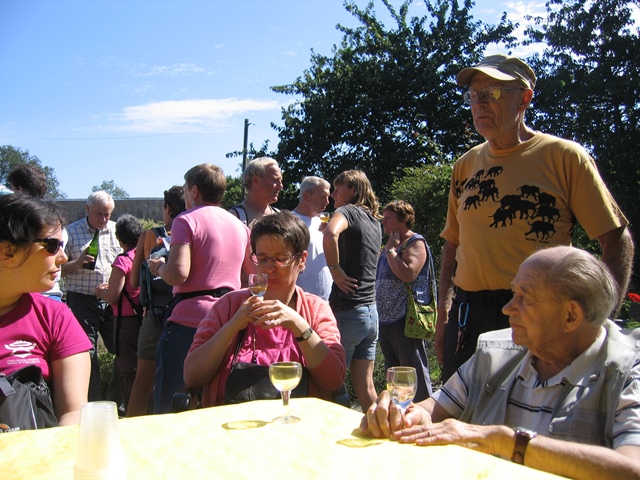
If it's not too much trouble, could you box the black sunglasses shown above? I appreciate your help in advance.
[34,238,64,255]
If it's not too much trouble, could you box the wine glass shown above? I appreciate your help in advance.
[386,366,417,414]
[269,361,303,424]
[318,212,330,223]
[248,273,269,297]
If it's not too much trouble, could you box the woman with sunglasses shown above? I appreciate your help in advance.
[184,211,346,407]
[0,194,91,426]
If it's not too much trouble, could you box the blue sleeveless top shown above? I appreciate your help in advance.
[375,234,431,324]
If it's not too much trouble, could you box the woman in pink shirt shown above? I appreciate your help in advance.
[0,195,91,427]
[96,214,143,413]
[185,211,346,406]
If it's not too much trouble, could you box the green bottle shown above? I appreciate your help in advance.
[83,229,100,270]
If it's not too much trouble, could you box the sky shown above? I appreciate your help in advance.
[0,0,550,199]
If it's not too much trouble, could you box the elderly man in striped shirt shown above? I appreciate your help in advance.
[361,246,640,480]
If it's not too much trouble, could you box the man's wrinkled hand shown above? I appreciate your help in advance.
[359,390,424,438]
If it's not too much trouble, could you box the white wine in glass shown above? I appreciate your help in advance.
[386,366,417,413]
[248,273,269,297]
[318,212,330,223]
[269,361,302,424]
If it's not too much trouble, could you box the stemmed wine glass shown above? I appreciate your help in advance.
[248,273,269,297]
[318,212,330,223]
[269,361,303,424]
[386,366,417,414]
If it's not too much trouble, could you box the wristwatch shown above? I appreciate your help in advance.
[511,427,537,465]
[295,327,314,342]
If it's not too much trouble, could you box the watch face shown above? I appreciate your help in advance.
[515,427,536,438]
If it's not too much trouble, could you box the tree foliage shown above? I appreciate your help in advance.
[220,175,243,210]
[0,145,66,199]
[272,0,515,197]
[523,0,640,276]
[92,180,130,199]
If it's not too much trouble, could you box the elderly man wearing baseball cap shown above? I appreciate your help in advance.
[436,54,634,382]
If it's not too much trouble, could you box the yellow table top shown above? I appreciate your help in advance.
[3,398,563,479]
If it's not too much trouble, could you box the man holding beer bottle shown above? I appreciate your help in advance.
[63,190,122,401]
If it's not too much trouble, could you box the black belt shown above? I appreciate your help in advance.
[454,287,512,308]
[175,288,232,301]
[159,288,232,327]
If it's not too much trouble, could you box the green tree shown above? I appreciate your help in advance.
[0,145,66,199]
[92,180,129,198]
[271,0,515,197]
[523,0,640,279]
[220,175,243,210]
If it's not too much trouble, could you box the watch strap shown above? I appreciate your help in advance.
[511,427,536,465]
[295,327,314,342]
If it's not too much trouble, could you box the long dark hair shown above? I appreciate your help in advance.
[0,194,64,254]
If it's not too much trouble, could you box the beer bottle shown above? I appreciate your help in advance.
[83,229,100,270]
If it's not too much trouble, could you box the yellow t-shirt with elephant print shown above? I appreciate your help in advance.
[440,132,627,292]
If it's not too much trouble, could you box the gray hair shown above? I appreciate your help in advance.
[299,176,330,199]
[243,157,279,189]
[533,246,618,324]
[86,190,115,209]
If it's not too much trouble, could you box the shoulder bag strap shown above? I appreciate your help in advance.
[229,326,257,366]
[402,237,436,304]
[230,205,248,225]
[115,251,143,318]
[426,244,437,305]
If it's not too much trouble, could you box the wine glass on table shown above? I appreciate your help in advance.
[269,361,303,424]
[248,273,269,297]
[386,366,417,414]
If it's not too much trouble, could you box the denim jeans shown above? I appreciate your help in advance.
[153,321,197,414]
[334,304,378,365]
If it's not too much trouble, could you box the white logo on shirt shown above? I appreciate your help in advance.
[5,340,36,358]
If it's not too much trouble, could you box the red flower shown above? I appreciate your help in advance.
[628,293,640,303]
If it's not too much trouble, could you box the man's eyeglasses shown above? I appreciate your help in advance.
[463,87,525,105]
[250,253,301,267]
[34,238,64,255]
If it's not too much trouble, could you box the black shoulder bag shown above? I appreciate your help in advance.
[224,326,308,405]
[0,365,58,432]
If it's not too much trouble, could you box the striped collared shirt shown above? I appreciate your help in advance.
[433,327,640,448]
[63,217,122,295]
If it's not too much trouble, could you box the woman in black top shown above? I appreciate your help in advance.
[323,170,382,411]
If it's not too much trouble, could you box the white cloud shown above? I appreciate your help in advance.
[105,98,282,133]
[137,62,209,77]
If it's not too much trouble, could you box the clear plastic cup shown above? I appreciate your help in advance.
[74,401,127,480]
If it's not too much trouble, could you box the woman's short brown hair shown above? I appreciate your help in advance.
[383,200,415,228]
[250,210,310,255]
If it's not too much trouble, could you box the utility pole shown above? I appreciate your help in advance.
[241,118,249,201]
